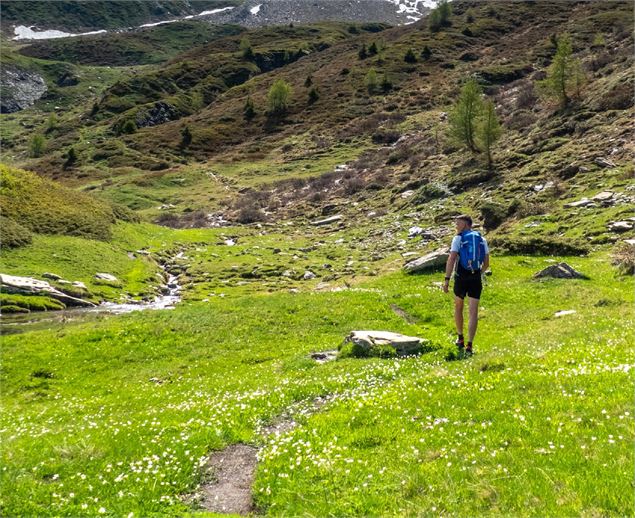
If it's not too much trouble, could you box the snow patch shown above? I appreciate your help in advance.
[250,4,262,15]
[13,25,106,40]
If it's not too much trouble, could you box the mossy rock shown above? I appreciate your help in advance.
[0,305,30,314]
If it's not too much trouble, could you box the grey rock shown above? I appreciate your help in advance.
[95,273,119,282]
[594,157,615,169]
[0,273,95,307]
[564,198,592,208]
[72,281,88,290]
[135,101,179,128]
[0,66,47,113]
[311,215,343,226]
[303,271,316,280]
[534,262,587,279]
[344,330,425,356]
[42,272,62,280]
[403,249,449,274]
[609,221,634,232]
[592,191,614,201]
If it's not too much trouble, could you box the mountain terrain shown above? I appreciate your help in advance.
[0,1,633,516]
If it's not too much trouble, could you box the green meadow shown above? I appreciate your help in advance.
[1,250,632,516]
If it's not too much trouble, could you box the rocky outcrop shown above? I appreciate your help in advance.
[135,102,179,128]
[342,330,426,357]
[0,66,47,113]
[534,263,587,279]
[403,249,449,274]
[0,273,96,307]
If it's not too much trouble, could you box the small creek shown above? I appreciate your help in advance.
[0,267,181,336]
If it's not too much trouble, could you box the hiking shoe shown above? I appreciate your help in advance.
[464,347,473,357]
[455,338,465,350]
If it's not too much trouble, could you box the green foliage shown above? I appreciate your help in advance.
[365,68,378,94]
[368,41,378,56]
[448,77,484,152]
[476,99,502,169]
[63,146,77,169]
[28,134,46,158]
[179,125,192,150]
[358,44,368,60]
[0,164,115,240]
[404,48,417,63]
[45,113,58,133]
[0,294,66,311]
[307,86,320,105]
[267,78,293,115]
[122,119,137,134]
[244,96,256,121]
[0,216,33,248]
[380,73,392,93]
[304,75,313,87]
[537,33,585,108]
[240,37,254,60]
[429,0,452,31]
[421,45,432,60]
[592,33,606,48]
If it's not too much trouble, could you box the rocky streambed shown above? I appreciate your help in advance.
[0,257,182,335]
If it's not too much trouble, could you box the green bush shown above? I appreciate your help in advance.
[412,182,452,204]
[0,216,33,248]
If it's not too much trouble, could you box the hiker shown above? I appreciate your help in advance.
[442,215,489,356]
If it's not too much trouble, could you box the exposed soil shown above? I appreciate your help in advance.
[390,303,418,324]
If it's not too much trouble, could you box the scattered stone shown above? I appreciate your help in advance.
[534,263,587,279]
[303,271,316,280]
[402,251,418,258]
[311,215,343,226]
[624,239,635,248]
[554,310,577,318]
[408,226,424,238]
[272,248,281,254]
[95,273,119,282]
[564,198,592,208]
[42,272,61,280]
[592,191,614,201]
[594,157,615,168]
[159,203,176,210]
[72,281,88,290]
[403,249,449,274]
[343,330,426,356]
[400,190,415,199]
[224,239,236,246]
[608,221,634,232]
[310,350,338,363]
[0,273,95,307]
[135,249,150,256]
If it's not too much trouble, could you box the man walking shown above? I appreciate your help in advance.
[442,215,489,356]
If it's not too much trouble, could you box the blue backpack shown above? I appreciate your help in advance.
[458,230,486,272]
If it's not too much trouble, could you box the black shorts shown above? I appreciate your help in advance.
[453,272,482,300]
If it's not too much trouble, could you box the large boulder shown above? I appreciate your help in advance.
[340,330,428,358]
[0,66,47,113]
[403,249,449,273]
[0,273,96,307]
[533,262,587,279]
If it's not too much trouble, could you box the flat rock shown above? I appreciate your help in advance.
[42,272,61,280]
[564,198,591,208]
[534,263,587,279]
[608,221,633,232]
[554,310,577,318]
[345,330,424,356]
[0,273,95,307]
[594,157,615,168]
[403,249,449,274]
[95,273,119,282]
[592,191,614,201]
[311,215,343,226]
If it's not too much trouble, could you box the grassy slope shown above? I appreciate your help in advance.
[1,252,632,515]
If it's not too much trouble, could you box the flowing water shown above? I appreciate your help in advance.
[0,272,181,335]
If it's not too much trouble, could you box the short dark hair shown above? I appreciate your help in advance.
[456,214,472,226]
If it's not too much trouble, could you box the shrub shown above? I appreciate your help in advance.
[268,78,292,115]
[308,87,319,105]
[0,216,33,248]
[421,46,432,60]
[412,182,452,204]
[365,68,378,94]
[479,201,508,230]
[404,49,417,63]
[244,96,256,120]
[358,44,368,60]
[28,134,46,157]
[64,146,78,169]
[122,119,137,134]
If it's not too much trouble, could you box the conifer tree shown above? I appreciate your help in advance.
[244,96,256,121]
[476,100,501,169]
[268,79,292,115]
[365,68,378,94]
[539,33,585,108]
[404,49,417,63]
[448,78,484,152]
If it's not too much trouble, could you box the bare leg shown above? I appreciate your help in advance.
[454,296,464,336]
[467,297,479,342]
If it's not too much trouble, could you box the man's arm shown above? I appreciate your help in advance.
[482,253,490,272]
[443,252,458,293]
